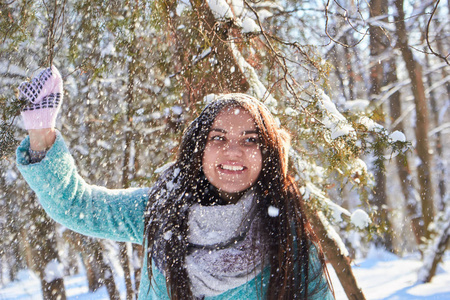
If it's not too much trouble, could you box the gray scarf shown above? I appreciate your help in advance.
[186,190,268,297]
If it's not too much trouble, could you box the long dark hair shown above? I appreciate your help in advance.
[143,93,331,299]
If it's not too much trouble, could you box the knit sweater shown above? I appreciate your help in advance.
[16,132,334,299]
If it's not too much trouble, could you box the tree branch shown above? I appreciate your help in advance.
[425,0,449,65]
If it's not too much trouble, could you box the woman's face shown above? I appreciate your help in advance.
[202,106,263,198]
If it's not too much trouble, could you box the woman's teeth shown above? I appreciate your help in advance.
[221,164,244,171]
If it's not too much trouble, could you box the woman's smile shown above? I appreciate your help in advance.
[219,162,245,172]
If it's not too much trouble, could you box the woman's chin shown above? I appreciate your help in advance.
[216,187,251,204]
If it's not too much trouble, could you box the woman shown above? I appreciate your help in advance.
[16,66,334,299]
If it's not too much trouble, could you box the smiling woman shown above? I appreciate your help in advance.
[144,94,334,299]
[15,67,334,300]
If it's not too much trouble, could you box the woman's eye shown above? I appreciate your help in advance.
[244,137,259,145]
[210,135,225,141]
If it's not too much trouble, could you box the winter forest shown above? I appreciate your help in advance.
[0,0,449,299]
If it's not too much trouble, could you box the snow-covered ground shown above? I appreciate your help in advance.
[331,248,450,300]
[1,248,449,300]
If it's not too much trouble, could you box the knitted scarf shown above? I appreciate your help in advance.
[152,189,269,298]
[186,190,268,297]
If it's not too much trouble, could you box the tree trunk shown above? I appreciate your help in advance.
[120,10,138,298]
[308,210,366,300]
[77,85,121,299]
[65,231,120,299]
[176,0,250,103]
[342,35,356,100]
[24,193,67,300]
[424,44,447,210]
[133,244,143,292]
[386,58,424,245]
[93,241,121,300]
[132,137,143,293]
[369,0,394,251]
[119,242,134,300]
[418,208,450,282]
[394,0,435,238]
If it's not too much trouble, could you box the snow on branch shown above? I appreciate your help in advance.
[318,211,350,257]
[208,0,234,19]
[316,90,355,139]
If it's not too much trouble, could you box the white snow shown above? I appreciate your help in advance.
[267,205,279,217]
[154,161,176,173]
[176,2,190,16]
[331,248,450,300]
[318,212,350,257]
[343,99,370,112]
[1,250,450,299]
[230,0,244,16]
[358,116,384,132]
[241,17,259,33]
[100,42,115,57]
[319,91,346,121]
[203,93,217,105]
[172,106,183,115]
[207,0,234,19]
[330,203,352,223]
[351,209,371,229]
[330,123,355,139]
[43,259,64,283]
[284,107,298,116]
[317,90,355,139]
[256,9,273,21]
[164,77,171,87]
[96,140,112,150]
[349,158,368,179]
[163,230,173,240]
[4,169,18,184]
[389,130,406,142]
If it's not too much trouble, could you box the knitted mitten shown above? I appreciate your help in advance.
[19,66,63,129]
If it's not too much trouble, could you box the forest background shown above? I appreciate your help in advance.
[0,0,449,299]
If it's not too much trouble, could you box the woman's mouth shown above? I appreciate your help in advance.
[219,164,245,171]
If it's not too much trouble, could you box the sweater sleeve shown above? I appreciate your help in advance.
[16,132,150,244]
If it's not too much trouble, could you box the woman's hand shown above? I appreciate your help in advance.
[18,66,63,150]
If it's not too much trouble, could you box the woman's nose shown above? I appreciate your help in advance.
[223,142,243,156]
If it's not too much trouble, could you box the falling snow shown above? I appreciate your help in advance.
[1,0,449,299]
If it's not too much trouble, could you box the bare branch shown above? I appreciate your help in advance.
[44,0,66,67]
[324,0,370,48]
[425,0,450,65]
[243,0,325,124]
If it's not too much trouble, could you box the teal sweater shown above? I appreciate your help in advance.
[16,133,334,299]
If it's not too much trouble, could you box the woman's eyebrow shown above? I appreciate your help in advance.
[209,128,258,135]
[210,128,226,133]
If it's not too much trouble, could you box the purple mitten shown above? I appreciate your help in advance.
[19,66,63,129]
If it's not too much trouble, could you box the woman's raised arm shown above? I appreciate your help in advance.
[16,66,149,244]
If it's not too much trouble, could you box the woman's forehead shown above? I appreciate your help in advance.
[214,106,254,122]
[211,107,257,131]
